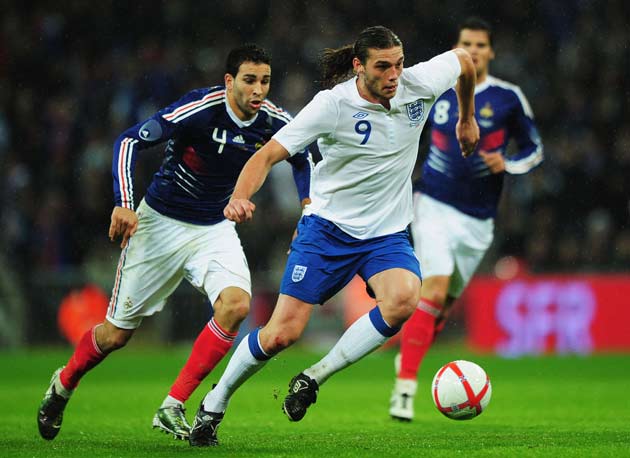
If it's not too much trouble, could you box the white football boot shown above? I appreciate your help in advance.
[389,353,417,421]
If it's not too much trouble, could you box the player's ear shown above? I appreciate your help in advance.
[224,73,234,91]
[352,57,364,75]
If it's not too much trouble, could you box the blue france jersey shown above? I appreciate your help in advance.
[112,86,311,225]
[416,75,543,219]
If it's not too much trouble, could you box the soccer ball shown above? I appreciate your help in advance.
[431,360,492,420]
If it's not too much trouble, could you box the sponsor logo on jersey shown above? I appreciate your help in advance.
[291,265,307,282]
[353,111,369,119]
[233,134,245,144]
[406,99,425,122]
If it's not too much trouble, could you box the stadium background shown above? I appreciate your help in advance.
[0,0,628,352]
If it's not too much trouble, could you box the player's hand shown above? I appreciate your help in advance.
[109,206,138,249]
[456,118,480,157]
[224,198,256,223]
[479,150,506,174]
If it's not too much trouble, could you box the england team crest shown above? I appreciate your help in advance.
[291,265,307,282]
[406,99,425,123]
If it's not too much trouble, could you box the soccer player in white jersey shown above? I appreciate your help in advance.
[37,45,311,441]
[389,17,544,421]
[187,26,479,446]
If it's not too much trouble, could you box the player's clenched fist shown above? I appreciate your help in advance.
[109,206,138,249]
[224,198,256,223]
[456,118,480,158]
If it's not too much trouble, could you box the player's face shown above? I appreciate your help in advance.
[354,46,404,104]
[225,62,271,121]
[456,29,494,78]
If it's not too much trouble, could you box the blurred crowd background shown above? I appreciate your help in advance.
[1,0,628,345]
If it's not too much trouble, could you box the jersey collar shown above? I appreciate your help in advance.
[349,77,396,112]
[224,97,259,127]
[474,75,494,94]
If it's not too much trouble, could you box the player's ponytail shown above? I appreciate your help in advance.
[319,44,355,88]
[318,26,403,89]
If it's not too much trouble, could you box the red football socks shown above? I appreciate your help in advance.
[398,298,443,380]
[168,318,237,403]
[59,325,105,390]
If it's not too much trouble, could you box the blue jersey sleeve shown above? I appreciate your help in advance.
[112,88,219,209]
[504,90,544,175]
[286,149,312,203]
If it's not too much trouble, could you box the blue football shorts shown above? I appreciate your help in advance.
[279,214,422,305]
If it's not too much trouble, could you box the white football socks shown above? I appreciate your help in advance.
[304,307,397,386]
[202,330,269,413]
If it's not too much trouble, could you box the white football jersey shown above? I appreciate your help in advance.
[274,50,460,239]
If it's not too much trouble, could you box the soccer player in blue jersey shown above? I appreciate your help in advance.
[187,26,479,446]
[389,17,544,421]
[37,44,311,441]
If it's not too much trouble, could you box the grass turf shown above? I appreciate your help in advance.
[2,344,630,457]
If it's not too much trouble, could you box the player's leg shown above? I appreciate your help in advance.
[156,220,252,439]
[301,267,420,386]
[390,275,450,420]
[189,294,313,446]
[389,194,454,420]
[155,287,250,439]
[391,196,494,420]
[38,200,187,440]
[287,266,421,421]
[37,319,134,441]
[281,226,421,421]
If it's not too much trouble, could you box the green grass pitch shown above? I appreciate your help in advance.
[2,344,630,457]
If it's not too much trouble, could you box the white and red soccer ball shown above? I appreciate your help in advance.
[432,360,492,420]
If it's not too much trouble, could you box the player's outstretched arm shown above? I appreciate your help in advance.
[452,48,479,157]
[224,139,290,223]
[109,206,138,249]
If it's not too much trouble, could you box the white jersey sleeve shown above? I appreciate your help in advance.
[402,50,461,99]
[273,91,338,156]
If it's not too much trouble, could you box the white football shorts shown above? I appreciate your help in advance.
[411,194,494,298]
[106,199,251,329]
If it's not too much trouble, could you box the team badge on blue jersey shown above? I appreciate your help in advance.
[291,265,308,282]
[406,99,425,124]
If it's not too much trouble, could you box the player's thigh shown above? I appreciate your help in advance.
[412,194,455,277]
[368,268,422,306]
[448,216,494,297]
[361,234,422,322]
[107,202,191,329]
[184,219,252,306]
[280,216,361,305]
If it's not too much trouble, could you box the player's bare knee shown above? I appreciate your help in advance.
[229,299,250,323]
[382,291,420,326]
[262,328,300,354]
[98,328,133,352]
[425,290,448,307]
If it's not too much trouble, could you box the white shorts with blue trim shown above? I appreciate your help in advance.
[106,199,251,329]
[412,194,493,298]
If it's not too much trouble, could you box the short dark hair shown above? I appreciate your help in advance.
[458,17,493,47]
[225,44,271,76]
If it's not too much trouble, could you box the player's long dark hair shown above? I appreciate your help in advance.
[318,26,402,88]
